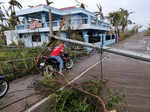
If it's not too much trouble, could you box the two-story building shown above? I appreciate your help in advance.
[5,5,118,47]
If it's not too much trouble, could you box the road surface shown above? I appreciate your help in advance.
[1,32,150,112]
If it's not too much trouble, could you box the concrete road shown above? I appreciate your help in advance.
[83,32,150,112]
[34,33,150,112]
[1,32,150,112]
[0,74,43,112]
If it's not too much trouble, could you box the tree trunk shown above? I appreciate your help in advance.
[49,8,53,37]
[13,5,15,14]
[122,25,126,32]
[1,32,7,45]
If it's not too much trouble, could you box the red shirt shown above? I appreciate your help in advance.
[50,46,63,56]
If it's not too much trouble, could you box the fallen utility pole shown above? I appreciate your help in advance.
[52,35,150,62]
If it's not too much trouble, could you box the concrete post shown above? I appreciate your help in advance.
[88,15,91,25]
[82,31,89,43]
[115,33,118,43]
[100,34,103,45]
[110,34,112,40]
[57,21,60,27]
[41,12,47,27]
[82,31,92,51]
[24,16,29,29]
[102,33,106,45]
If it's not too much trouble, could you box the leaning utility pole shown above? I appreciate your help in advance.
[52,35,150,62]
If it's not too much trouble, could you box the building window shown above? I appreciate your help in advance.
[82,19,87,24]
[89,36,101,43]
[106,35,111,40]
[19,34,23,39]
[112,35,115,39]
[32,34,41,42]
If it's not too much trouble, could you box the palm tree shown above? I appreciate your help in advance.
[120,8,133,32]
[109,8,133,34]
[109,11,121,35]
[75,0,87,9]
[0,10,9,45]
[45,0,53,36]
[9,0,22,14]
[8,0,22,29]
[95,3,104,19]
[0,3,9,45]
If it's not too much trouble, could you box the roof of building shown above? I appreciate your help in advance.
[59,6,77,10]
[16,5,95,17]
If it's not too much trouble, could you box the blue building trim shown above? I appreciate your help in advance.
[10,5,118,48]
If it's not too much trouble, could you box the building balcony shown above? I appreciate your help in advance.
[15,18,110,33]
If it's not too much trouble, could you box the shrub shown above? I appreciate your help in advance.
[36,78,127,112]
[9,41,17,47]
[144,30,150,36]
[0,48,43,80]
[18,40,25,47]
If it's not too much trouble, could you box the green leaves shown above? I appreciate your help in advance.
[46,0,53,6]
[109,8,133,32]
[48,80,126,112]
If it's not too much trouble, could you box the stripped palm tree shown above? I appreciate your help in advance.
[75,0,87,9]
[95,3,104,19]
[120,8,133,32]
[109,11,121,35]
[45,0,53,36]
[9,0,22,14]
[8,0,23,29]
[0,4,9,45]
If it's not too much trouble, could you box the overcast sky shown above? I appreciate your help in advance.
[2,0,150,30]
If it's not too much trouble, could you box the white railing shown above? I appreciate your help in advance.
[15,18,110,30]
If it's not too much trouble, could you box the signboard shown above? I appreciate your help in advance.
[29,21,42,29]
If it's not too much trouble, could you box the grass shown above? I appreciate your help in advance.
[34,78,128,112]
[0,45,89,81]
[0,47,43,80]
[0,48,42,61]
[144,30,150,36]
[119,29,136,40]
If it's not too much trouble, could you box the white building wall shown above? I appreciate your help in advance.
[4,30,19,45]
[41,33,49,44]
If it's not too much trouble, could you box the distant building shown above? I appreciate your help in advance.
[5,5,118,47]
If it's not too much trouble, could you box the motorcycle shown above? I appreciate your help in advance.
[0,76,9,99]
[38,53,74,77]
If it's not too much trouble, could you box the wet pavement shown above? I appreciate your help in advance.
[1,32,150,112]
[0,74,43,112]
[80,32,150,112]
[34,32,150,112]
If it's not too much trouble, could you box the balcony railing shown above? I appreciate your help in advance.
[15,18,110,31]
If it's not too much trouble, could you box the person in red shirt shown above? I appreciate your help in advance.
[50,44,64,74]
